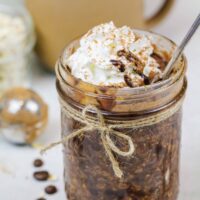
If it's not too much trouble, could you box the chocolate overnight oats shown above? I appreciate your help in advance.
[55,22,187,200]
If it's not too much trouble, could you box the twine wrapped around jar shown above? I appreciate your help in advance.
[42,94,184,179]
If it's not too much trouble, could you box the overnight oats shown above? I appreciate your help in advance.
[55,22,187,200]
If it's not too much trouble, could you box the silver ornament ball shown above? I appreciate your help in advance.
[0,87,48,145]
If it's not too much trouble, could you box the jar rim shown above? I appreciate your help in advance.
[56,30,186,99]
[0,4,36,64]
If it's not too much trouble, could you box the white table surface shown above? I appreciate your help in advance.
[0,0,199,199]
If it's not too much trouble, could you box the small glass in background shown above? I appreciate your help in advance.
[0,3,36,94]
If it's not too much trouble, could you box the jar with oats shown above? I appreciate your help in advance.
[0,4,35,94]
[56,27,187,200]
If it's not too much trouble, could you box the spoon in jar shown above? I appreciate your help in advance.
[153,13,200,82]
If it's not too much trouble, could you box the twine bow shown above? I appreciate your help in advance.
[42,104,135,178]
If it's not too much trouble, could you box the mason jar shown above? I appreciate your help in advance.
[0,4,36,94]
[56,31,187,200]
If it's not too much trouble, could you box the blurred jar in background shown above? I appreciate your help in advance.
[0,4,35,94]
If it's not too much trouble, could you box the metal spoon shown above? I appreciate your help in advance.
[159,13,200,81]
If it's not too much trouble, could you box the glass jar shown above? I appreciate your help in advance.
[0,4,36,94]
[56,31,187,200]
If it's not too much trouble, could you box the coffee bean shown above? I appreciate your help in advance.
[33,159,43,167]
[33,171,49,181]
[37,198,46,200]
[45,185,58,195]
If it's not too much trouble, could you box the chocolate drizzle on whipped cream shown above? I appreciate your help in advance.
[65,22,168,88]
[110,59,125,72]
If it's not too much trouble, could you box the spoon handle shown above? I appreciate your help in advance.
[162,13,200,79]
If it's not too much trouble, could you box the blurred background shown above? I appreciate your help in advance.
[0,0,199,199]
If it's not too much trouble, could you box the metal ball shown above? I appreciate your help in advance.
[0,87,48,145]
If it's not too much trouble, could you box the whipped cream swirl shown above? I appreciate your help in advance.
[64,22,166,87]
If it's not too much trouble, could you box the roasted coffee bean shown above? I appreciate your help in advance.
[33,171,49,181]
[37,198,46,200]
[33,159,44,167]
[45,185,58,195]
[117,49,127,57]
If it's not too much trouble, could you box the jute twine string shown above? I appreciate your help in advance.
[42,97,183,178]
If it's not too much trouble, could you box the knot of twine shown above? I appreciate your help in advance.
[42,97,183,179]
[42,104,135,178]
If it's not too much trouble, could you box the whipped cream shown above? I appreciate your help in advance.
[64,22,165,87]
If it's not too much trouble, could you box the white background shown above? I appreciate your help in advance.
[0,0,199,199]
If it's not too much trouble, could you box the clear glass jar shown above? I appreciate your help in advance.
[0,4,36,94]
[56,31,187,200]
